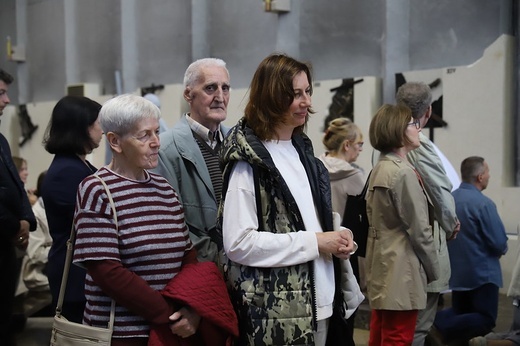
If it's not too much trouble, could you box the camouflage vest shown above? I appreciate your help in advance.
[218,119,333,345]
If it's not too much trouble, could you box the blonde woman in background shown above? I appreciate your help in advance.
[12,156,37,206]
[320,117,365,220]
[319,117,366,346]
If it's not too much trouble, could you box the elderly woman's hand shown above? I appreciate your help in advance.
[169,306,201,338]
[316,229,354,259]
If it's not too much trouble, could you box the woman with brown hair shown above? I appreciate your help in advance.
[365,104,439,345]
[219,54,355,345]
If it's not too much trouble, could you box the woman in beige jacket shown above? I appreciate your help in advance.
[366,104,439,346]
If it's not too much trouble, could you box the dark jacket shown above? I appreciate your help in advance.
[42,154,95,305]
[0,133,36,338]
[0,133,36,239]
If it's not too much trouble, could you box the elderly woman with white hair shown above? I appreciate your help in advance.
[72,94,237,346]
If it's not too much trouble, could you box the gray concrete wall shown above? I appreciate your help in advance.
[0,0,510,103]
[409,1,503,70]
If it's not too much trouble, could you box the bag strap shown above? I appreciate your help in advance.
[55,173,117,330]
[361,170,372,197]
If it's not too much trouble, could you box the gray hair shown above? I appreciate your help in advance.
[396,82,432,119]
[183,58,228,88]
[460,156,485,183]
[99,94,160,136]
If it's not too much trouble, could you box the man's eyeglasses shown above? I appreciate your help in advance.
[407,119,420,130]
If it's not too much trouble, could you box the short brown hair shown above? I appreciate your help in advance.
[369,103,413,153]
[245,54,315,140]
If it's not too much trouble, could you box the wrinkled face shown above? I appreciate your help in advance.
[184,65,230,132]
[88,117,104,150]
[119,118,160,170]
[0,80,10,116]
[18,161,28,184]
[283,71,312,129]
[405,117,421,150]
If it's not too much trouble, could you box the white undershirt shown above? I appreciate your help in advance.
[222,139,334,320]
[431,141,461,191]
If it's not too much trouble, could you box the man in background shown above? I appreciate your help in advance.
[433,156,508,344]
[153,58,230,263]
[0,68,37,345]
[469,222,520,346]
[396,81,460,346]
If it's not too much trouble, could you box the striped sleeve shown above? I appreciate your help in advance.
[73,175,120,264]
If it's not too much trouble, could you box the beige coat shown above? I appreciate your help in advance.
[365,153,439,310]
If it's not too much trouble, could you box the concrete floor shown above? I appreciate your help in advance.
[15,292,514,346]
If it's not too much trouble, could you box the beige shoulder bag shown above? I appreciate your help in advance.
[50,174,117,346]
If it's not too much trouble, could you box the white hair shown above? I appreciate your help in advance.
[183,58,228,88]
[100,94,160,135]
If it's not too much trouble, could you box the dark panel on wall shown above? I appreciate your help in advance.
[300,0,384,81]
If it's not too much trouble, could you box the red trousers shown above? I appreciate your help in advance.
[368,309,418,346]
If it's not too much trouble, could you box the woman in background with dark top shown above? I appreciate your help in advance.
[41,95,103,323]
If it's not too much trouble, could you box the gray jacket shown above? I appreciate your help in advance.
[153,115,230,263]
[407,132,459,292]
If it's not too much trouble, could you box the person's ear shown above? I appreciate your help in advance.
[474,171,484,185]
[424,105,432,121]
[183,88,192,103]
[106,132,123,154]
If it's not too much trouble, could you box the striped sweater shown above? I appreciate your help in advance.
[73,167,192,338]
